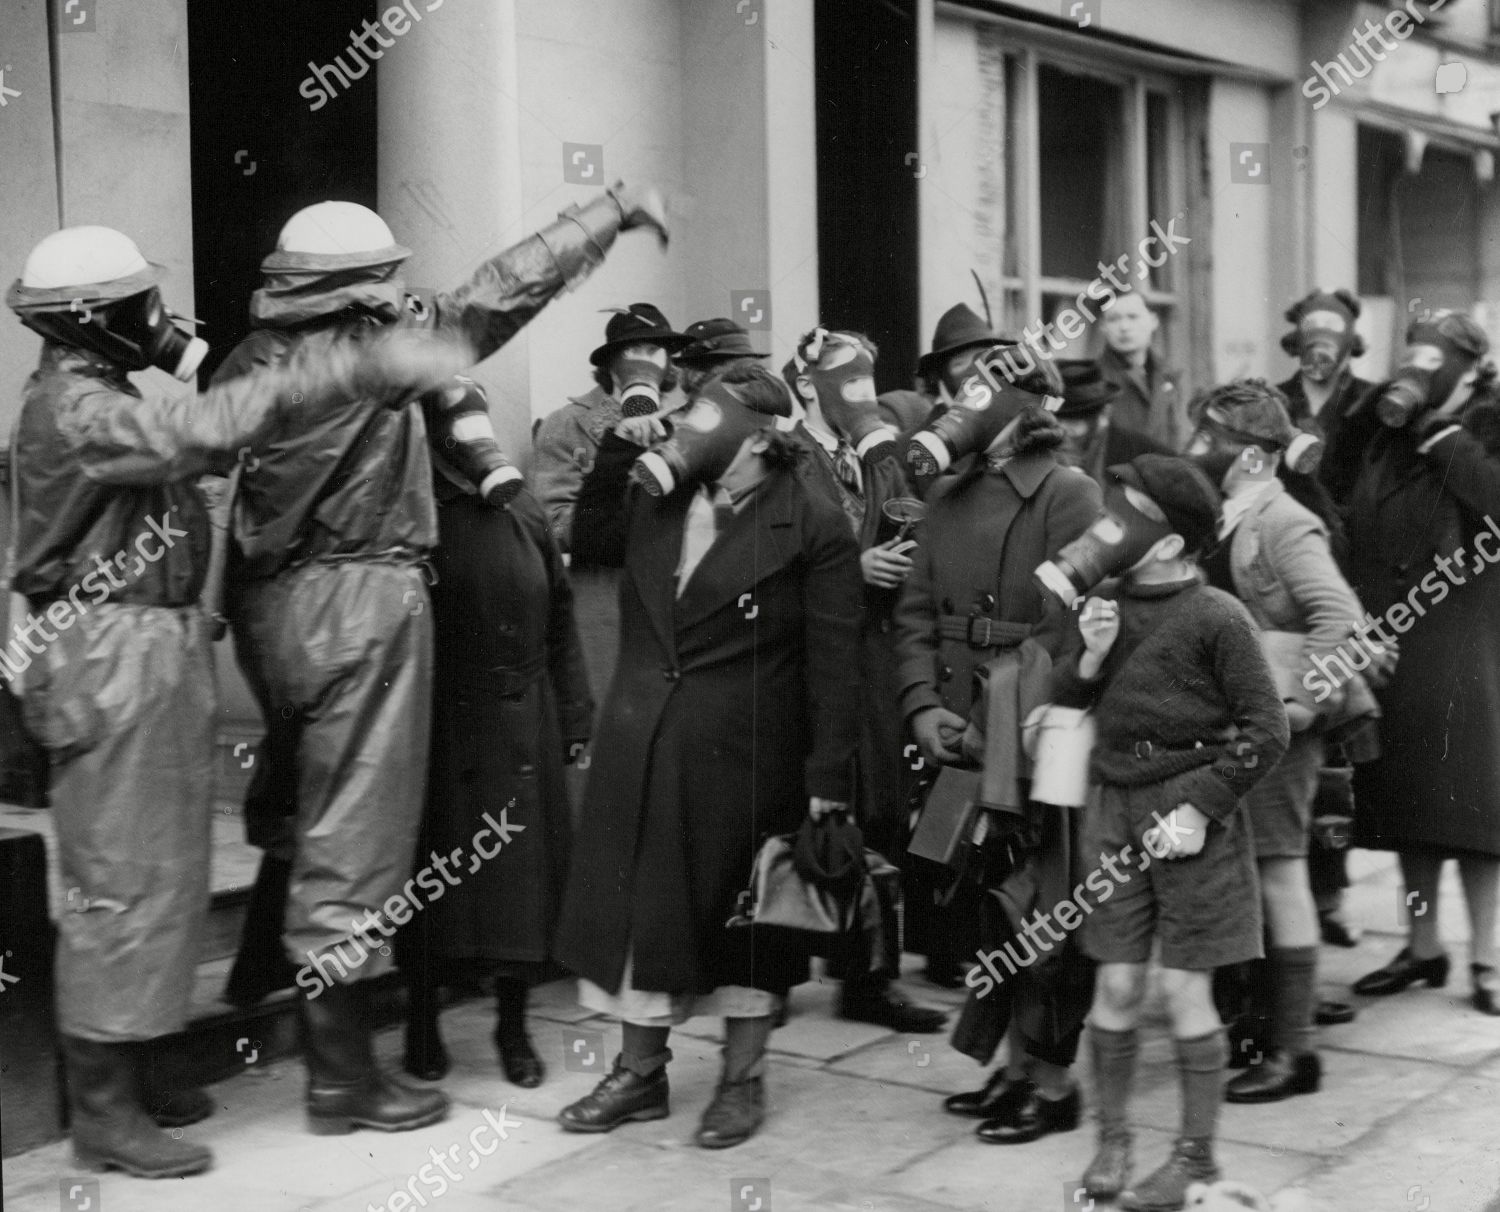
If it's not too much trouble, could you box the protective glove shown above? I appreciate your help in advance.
[606,181,670,249]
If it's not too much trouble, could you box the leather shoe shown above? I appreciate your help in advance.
[558,1062,669,1133]
[1315,1000,1356,1026]
[1473,964,1500,1016]
[976,1086,1081,1144]
[1224,1050,1321,1104]
[839,986,947,1034]
[1120,1138,1218,1211]
[1353,948,1449,996]
[694,1076,764,1149]
[943,1071,1033,1119]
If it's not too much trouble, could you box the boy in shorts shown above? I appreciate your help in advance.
[1048,454,1289,1212]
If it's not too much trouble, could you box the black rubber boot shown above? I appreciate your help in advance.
[300,982,450,1135]
[62,1036,213,1178]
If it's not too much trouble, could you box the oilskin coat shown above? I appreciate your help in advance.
[222,208,621,983]
[554,435,863,997]
[1345,394,1500,858]
[417,485,593,966]
[10,343,301,1041]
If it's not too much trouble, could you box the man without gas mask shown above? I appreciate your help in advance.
[5,225,464,1179]
[1275,290,1374,506]
[555,367,863,1149]
[1095,291,1188,452]
[785,328,946,1035]
[893,358,1103,1141]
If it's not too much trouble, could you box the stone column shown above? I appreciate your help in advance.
[377,0,531,458]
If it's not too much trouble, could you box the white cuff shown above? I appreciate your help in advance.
[1417,425,1462,454]
[854,427,899,459]
[479,465,523,499]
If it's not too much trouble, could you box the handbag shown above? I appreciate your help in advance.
[727,819,886,969]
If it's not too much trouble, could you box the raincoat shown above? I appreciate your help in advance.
[9,341,361,1040]
[219,197,633,983]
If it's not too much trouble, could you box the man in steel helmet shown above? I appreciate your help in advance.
[4,225,462,1178]
[216,183,668,1136]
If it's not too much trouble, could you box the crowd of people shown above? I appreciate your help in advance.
[7,183,1500,1212]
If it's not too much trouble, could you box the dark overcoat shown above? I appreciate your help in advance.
[419,487,593,964]
[790,426,914,856]
[1346,395,1500,858]
[553,436,864,996]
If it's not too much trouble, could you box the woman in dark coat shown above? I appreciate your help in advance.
[400,383,594,1087]
[553,367,863,1148]
[1342,313,1500,1016]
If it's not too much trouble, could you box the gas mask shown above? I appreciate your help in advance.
[938,345,993,401]
[1185,400,1324,483]
[423,376,523,506]
[1293,304,1356,384]
[631,379,774,497]
[1034,481,1174,607]
[907,372,1054,477]
[1376,314,1487,429]
[613,343,671,417]
[18,286,208,381]
[797,330,898,460]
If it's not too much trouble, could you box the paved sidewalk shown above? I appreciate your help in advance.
[5,852,1499,1212]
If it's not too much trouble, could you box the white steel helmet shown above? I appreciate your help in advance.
[261,201,411,272]
[7,226,165,308]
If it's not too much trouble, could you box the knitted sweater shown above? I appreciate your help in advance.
[1050,574,1290,823]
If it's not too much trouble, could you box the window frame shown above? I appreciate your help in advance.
[941,6,1196,369]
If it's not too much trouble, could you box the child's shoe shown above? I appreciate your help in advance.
[1119,1137,1219,1211]
[1080,1128,1133,1199]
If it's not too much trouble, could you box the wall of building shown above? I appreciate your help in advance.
[1,4,60,432]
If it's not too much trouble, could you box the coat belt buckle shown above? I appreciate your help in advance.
[1132,740,1155,759]
[966,615,995,648]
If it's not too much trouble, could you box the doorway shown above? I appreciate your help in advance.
[814,0,920,392]
[186,0,379,383]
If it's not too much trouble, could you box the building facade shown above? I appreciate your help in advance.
[3,0,1500,729]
